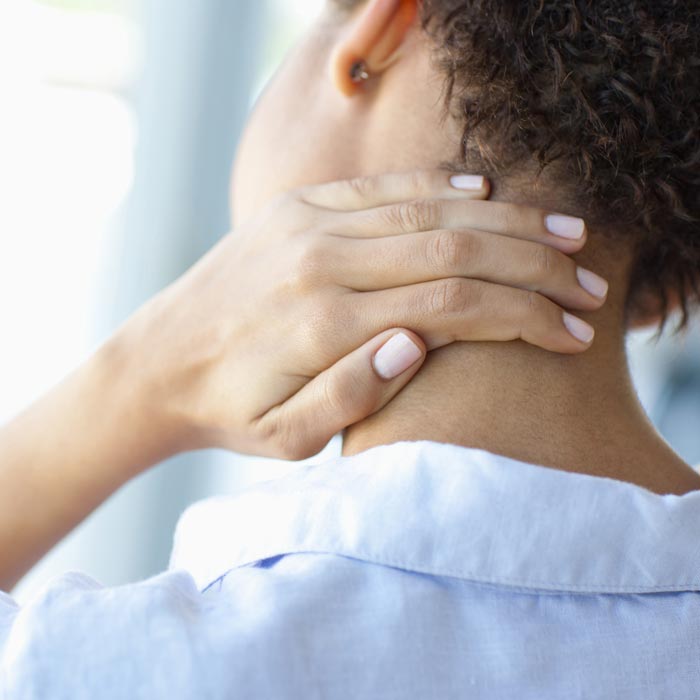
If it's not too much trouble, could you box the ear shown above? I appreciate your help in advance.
[330,0,419,97]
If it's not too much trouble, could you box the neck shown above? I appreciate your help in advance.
[342,297,700,496]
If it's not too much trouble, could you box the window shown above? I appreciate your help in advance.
[0,0,139,422]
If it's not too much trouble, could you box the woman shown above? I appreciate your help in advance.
[2,0,699,697]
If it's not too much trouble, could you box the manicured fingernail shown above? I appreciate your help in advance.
[577,267,609,299]
[545,214,586,239]
[373,333,423,380]
[450,174,485,191]
[563,312,595,344]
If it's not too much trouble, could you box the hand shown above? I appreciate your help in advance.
[116,169,606,462]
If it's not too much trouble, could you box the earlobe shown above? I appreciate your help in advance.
[331,46,371,97]
[329,0,418,98]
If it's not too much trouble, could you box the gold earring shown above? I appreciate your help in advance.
[350,60,370,83]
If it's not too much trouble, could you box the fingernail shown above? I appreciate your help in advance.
[563,312,595,344]
[545,214,586,239]
[373,333,423,380]
[450,174,485,191]
[577,267,609,299]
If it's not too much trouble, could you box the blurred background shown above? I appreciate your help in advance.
[1,0,699,602]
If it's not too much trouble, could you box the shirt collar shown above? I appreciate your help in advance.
[170,440,700,594]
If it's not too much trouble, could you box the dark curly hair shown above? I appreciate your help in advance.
[336,0,700,327]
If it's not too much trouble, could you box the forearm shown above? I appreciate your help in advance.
[0,335,178,591]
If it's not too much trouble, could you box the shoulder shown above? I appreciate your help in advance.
[0,570,217,698]
[0,556,407,699]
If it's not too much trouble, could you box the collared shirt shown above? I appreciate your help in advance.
[2,439,700,699]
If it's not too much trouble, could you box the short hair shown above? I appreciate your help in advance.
[337,1,700,327]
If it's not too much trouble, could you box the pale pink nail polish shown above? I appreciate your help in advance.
[450,175,485,191]
[373,333,423,380]
[563,313,595,344]
[577,267,609,299]
[545,214,586,239]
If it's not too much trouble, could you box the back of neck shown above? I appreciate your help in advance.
[342,333,700,495]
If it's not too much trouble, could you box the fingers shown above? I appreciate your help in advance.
[333,229,609,311]
[256,330,426,461]
[347,278,597,355]
[297,169,490,211]
[334,198,587,254]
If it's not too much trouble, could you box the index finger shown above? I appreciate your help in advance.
[297,170,490,211]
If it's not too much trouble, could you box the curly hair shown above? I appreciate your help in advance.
[336,0,700,327]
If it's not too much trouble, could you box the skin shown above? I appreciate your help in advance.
[232,0,700,494]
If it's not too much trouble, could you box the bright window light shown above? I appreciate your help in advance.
[0,0,139,421]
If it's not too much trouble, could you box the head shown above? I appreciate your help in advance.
[233,0,700,331]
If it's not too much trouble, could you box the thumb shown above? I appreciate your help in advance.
[264,329,427,460]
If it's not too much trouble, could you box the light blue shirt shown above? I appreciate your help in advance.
[2,439,700,699]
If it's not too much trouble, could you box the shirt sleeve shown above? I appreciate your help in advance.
[0,569,230,700]
[0,590,19,652]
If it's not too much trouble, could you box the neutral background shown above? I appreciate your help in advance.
[2,0,699,602]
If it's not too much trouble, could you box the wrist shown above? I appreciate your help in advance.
[96,315,197,477]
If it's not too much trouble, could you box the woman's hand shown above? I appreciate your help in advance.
[117,169,607,463]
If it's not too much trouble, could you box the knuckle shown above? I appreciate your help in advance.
[299,295,355,353]
[321,371,375,420]
[512,291,546,342]
[458,230,482,264]
[278,416,330,462]
[428,230,463,272]
[429,278,473,316]
[522,290,547,317]
[320,373,346,415]
[257,416,311,462]
[275,433,313,462]
[345,175,373,200]
[256,397,340,462]
[498,205,524,233]
[390,199,439,232]
[290,238,329,291]
[405,169,432,194]
[531,245,557,277]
